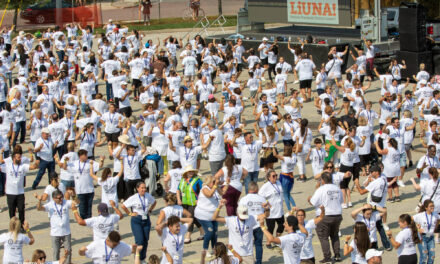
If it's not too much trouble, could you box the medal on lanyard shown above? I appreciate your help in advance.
[104,242,114,263]
[426,155,433,168]
[138,194,147,214]
[394,127,400,138]
[366,110,371,121]
[43,139,50,149]
[67,118,72,130]
[316,149,322,164]
[127,155,135,169]
[363,216,371,233]
[169,231,181,252]
[109,113,115,124]
[185,147,192,161]
[86,133,94,143]
[237,218,246,247]
[54,202,64,226]
[11,163,20,178]
[78,161,86,174]
[426,212,433,233]
[264,115,269,126]
[192,128,199,141]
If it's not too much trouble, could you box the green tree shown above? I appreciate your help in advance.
[1,0,41,32]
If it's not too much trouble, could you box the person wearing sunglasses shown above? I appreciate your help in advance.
[29,248,68,264]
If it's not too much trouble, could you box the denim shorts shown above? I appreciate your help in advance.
[61,180,75,188]
[399,152,407,167]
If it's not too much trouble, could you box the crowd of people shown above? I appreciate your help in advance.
[0,18,437,264]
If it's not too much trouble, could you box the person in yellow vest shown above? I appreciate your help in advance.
[176,165,204,244]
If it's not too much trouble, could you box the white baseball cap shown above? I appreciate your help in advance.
[41,127,50,134]
[420,80,427,85]
[262,37,268,41]
[365,249,383,260]
[120,81,128,86]
[237,205,249,220]
[109,19,113,22]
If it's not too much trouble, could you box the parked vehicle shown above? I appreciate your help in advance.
[20,0,93,24]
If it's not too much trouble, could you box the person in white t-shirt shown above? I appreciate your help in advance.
[36,190,72,263]
[79,231,134,264]
[200,242,243,264]
[259,214,308,264]
[413,199,438,264]
[202,120,226,175]
[155,215,193,264]
[33,127,57,189]
[212,203,268,264]
[121,182,156,262]
[72,201,123,241]
[294,53,316,101]
[0,217,34,264]
[386,214,420,263]
[343,222,370,264]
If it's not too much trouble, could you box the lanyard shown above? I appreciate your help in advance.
[185,147,193,161]
[237,218,246,239]
[138,194,147,212]
[85,133,94,143]
[42,139,50,149]
[247,143,254,154]
[394,127,400,138]
[109,113,115,124]
[78,161,87,174]
[426,212,433,231]
[67,118,72,130]
[271,182,280,195]
[426,155,434,168]
[127,155,135,169]
[104,242,113,263]
[191,128,199,141]
[366,110,371,121]
[54,202,63,217]
[36,118,42,128]
[11,163,20,178]
[263,115,270,126]
[169,231,180,252]
[316,149,322,162]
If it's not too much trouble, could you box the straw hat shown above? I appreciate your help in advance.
[118,134,131,145]
[183,135,193,143]
[182,165,198,177]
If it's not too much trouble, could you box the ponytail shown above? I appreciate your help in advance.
[300,118,308,137]
[399,214,420,244]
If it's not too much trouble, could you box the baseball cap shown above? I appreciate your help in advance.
[208,94,214,100]
[120,81,128,86]
[41,127,50,134]
[365,249,383,260]
[97,203,109,216]
[420,80,427,85]
[262,37,268,41]
[237,205,249,220]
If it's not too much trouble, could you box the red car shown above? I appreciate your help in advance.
[20,0,93,24]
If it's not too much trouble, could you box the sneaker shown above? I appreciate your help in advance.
[342,203,348,209]
[385,246,392,251]
[319,259,333,264]
[383,223,390,231]
[348,202,353,207]
[394,196,401,202]
[397,180,405,187]
[334,255,342,262]
[387,198,395,203]
[409,160,413,167]
[338,231,341,237]
[266,244,274,250]
[261,77,266,82]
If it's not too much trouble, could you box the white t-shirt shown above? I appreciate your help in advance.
[355,213,378,242]
[1,157,30,195]
[86,214,120,241]
[310,184,343,216]
[349,240,367,264]
[178,146,202,169]
[121,151,144,181]
[85,239,132,264]
[299,220,316,260]
[238,140,263,172]
[43,200,73,236]
[225,215,258,257]
[98,177,120,206]
[207,129,226,162]
[67,160,100,194]
[365,176,388,208]
[221,165,243,191]
[414,212,438,237]
[101,112,123,134]
[0,232,30,264]
[295,59,315,80]
[258,181,284,219]
[395,228,417,256]
[279,232,306,264]
[420,179,440,214]
[123,193,155,220]
[160,224,188,264]
[238,193,266,216]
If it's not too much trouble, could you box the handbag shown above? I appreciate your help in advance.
[415,179,440,212]
[371,177,386,203]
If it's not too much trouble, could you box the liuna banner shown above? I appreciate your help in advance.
[287,0,339,25]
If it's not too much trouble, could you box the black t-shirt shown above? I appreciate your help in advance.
[339,114,357,128]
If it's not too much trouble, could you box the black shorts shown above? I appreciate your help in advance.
[352,162,361,180]
[359,154,371,167]
[236,63,243,72]
[261,58,268,65]
[339,174,352,189]
[119,106,133,117]
[300,79,312,89]
[105,131,120,143]
[132,79,142,88]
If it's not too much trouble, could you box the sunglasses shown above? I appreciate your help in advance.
[39,256,47,260]
[326,166,334,169]
[271,174,277,178]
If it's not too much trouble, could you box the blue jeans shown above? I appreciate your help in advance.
[105,81,114,101]
[5,72,12,88]
[375,218,391,249]
[418,235,435,264]
[280,174,295,211]
[253,227,263,264]
[77,192,94,219]
[222,91,229,103]
[131,216,151,261]
[56,50,65,64]
[13,121,26,146]
[198,219,218,250]
[32,159,55,189]
[244,170,259,194]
